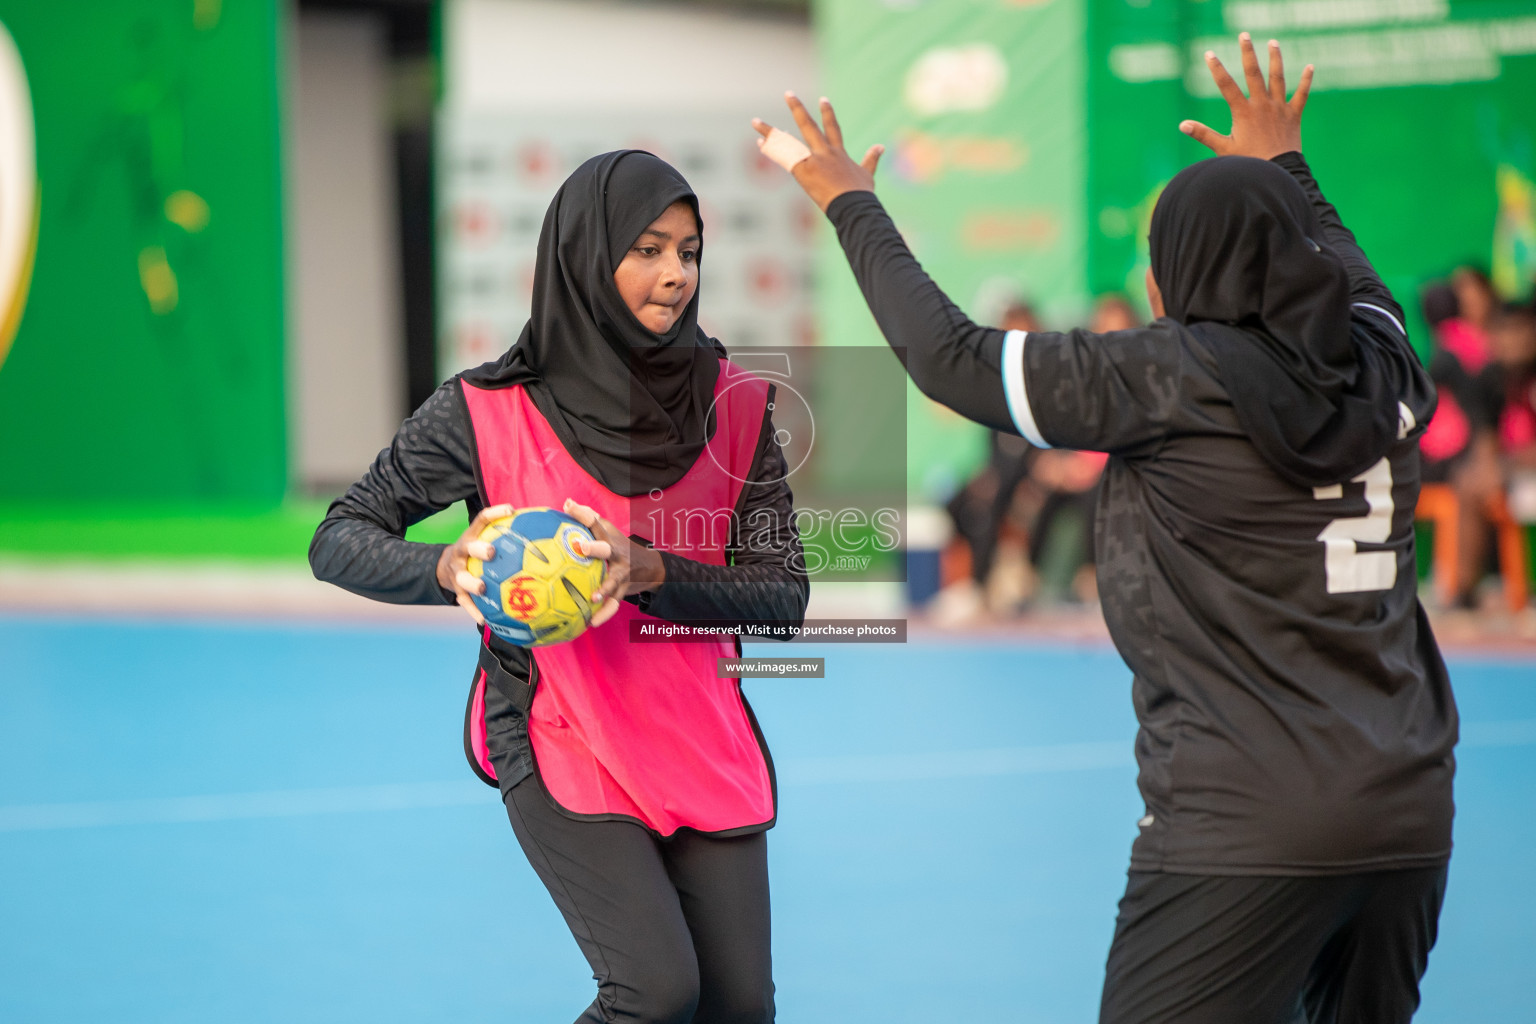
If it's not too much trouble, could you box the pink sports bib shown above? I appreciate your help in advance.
[461,360,776,836]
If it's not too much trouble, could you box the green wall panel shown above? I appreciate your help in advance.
[1088,0,1536,350]
[815,0,1088,500]
[0,1,286,503]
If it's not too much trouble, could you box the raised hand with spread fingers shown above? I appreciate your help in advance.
[1181,32,1314,160]
[751,92,884,213]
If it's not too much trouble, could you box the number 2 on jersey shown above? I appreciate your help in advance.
[1313,457,1396,595]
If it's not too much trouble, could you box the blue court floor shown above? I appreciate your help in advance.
[1,615,1531,1023]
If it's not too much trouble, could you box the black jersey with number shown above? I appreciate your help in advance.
[1020,313,1452,873]
[827,154,1455,875]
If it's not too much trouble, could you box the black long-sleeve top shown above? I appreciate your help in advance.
[827,154,1408,435]
[824,154,1454,875]
[310,377,809,784]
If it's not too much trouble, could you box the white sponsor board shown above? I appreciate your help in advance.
[438,112,819,380]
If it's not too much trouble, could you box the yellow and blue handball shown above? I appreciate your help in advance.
[467,507,607,647]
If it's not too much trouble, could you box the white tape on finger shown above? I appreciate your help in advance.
[758,128,811,172]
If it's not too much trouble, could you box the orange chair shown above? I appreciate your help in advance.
[1490,491,1532,611]
[939,518,1035,591]
[939,535,973,589]
[1416,482,1530,611]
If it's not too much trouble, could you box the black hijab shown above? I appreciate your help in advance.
[462,151,724,496]
[1149,156,1427,487]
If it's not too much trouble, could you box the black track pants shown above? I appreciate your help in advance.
[503,774,774,1024]
[1099,867,1447,1024]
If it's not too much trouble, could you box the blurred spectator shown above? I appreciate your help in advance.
[1088,293,1139,333]
[937,302,1042,622]
[1418,282,1486,484]
[1456,304,1536,607]
[1481,304,1536,486]
[1018,295,1132,606]
[1451,265,1499,337]
[999,301,1041,334]
[1024,446,1106,604]
[935,296,1130,622]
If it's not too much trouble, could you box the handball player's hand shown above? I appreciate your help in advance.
[437,503,514,627]
[562,498,667,628]
[1181,33,1313,160]
[752,93,884,213]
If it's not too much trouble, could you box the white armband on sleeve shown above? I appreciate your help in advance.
[1352,302,1407,339]
[1001,329,1050,449]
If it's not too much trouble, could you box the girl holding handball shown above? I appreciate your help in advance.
[312,151,805,1024]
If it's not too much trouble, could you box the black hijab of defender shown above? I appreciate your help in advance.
[1149,156,1432,488]
[462,150,725,497]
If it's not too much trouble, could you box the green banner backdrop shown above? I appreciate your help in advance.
[815,0,1088,500]
[1088,0,1536,351]
[0,1,286,504]
[818,0,1536,501]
